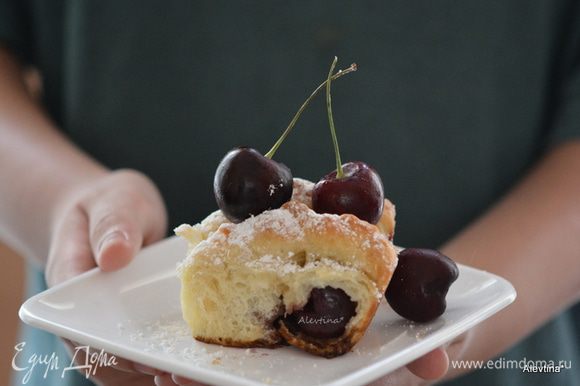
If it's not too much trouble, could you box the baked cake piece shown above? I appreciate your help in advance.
[175,179,397,358]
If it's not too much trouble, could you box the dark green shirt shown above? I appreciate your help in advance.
[2,1,578,385]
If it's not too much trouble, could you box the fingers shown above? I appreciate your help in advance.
[47,170,167,282]
[405,347,449,380]
[45,205,94,287]
[86,171,167,272]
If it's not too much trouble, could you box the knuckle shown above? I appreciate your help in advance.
[114,168,149,186]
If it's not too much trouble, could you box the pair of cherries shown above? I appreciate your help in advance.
[214,150,383,225]
[214,58,384,225]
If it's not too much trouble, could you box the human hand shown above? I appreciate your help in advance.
[45,169,169,385]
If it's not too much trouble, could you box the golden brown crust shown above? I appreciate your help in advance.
[280,201,396,292]
[183,201,397,291]
[378,198,396,240]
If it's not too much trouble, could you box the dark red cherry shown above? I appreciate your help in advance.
[312,161,384,224]
[386,248,459,323]
[214,147,293,223]
[281,287,357,339]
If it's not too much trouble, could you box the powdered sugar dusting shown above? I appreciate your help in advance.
[122,314,221,364]
[291,203,359,241]
[119,314,289,383]
[173,223,191,235]
[228,207,304,247]
[291,178,314,207]
[179,200,395,276]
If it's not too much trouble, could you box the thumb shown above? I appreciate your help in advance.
[88,201,146,272]
[406,347,449,380]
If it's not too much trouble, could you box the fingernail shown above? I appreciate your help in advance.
[98,230,128,254]
[154,375,174,386]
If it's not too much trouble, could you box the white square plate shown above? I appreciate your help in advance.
[20,236,516,386]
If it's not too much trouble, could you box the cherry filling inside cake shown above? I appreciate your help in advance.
[281,286,358,339]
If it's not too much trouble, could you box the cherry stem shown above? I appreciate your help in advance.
[326,56,344,178]
[264,62,357,159]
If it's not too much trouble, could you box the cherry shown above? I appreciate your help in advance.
[386,248,459,323]
[213,61,357,223]
[312,161,384,224]
[282,287,357,339]
[311,57,385,224]
[214,147,293,223]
